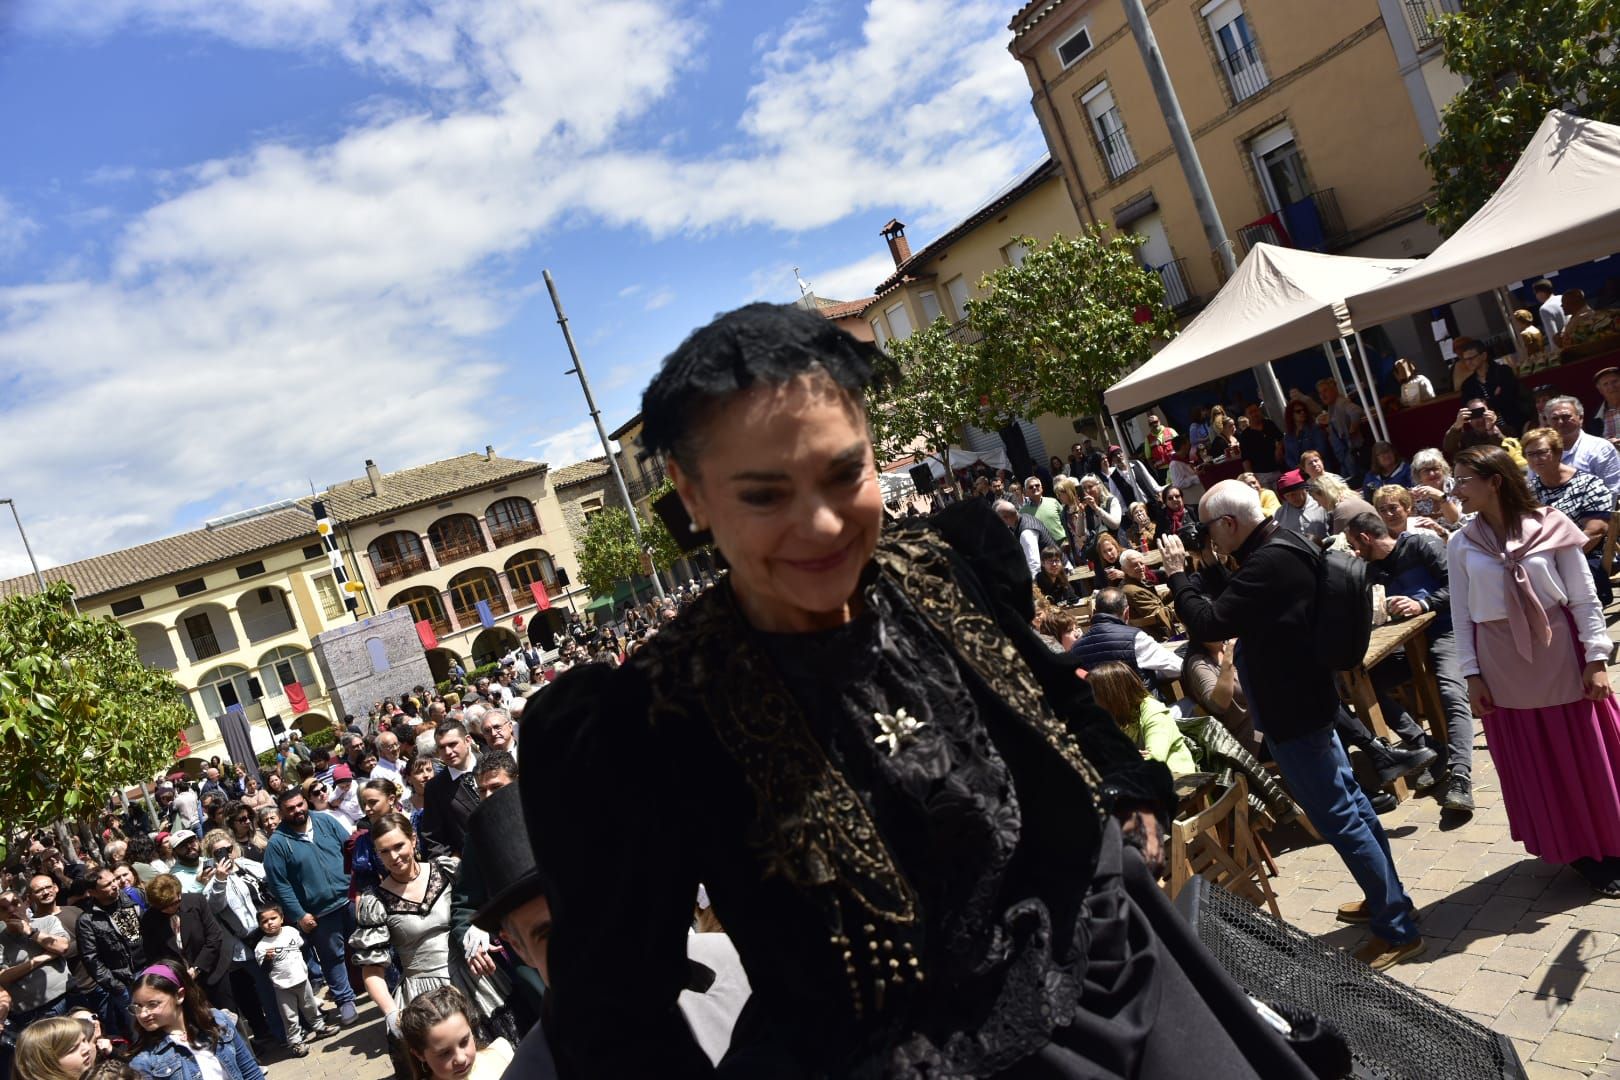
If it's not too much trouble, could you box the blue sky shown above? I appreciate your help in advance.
[0,0,1047,576]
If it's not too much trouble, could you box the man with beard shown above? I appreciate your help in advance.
[74,867,146,1039]
[262,790,360,1026]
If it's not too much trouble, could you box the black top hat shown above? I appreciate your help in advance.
[469,784,544,932]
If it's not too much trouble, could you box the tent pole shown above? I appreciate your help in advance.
[1337,337,1376,449]
[1495,287,1529,368]
[1321,343,1349,404]
[1349,332,1391,443]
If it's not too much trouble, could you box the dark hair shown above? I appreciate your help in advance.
[274,786,306,807]
[640,303,882,468]
[1093,587,1127,618]
[475,750,518,782]
[1344,511,1389,539]
[1534,278,1555,294]
[370,811,416,845]
[1455,445,1539,535]
[360,777,400,800]
[126,835,157,864]
[129,966,220,1053]
[434,720,468,742]
[399,985,480,1080]
[255,902,284,919]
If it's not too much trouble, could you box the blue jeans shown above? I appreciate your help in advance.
[1269,727,1420,945]
[310,903,357,1007]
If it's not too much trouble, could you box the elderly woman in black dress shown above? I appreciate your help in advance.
[524,304,1316,1078]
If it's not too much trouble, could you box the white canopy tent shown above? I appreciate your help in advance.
[1104,245,1416,417]
[922,445,1012,480]
[1344,110,1620,327]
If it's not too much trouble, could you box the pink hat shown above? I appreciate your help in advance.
[331,763,354,782]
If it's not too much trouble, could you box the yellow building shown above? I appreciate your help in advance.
[0,448,587,772]
[0,502,368,769]
[1007,0,1498,366]
[332,449,585,672]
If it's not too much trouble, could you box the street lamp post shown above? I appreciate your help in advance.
[1,498,78,615]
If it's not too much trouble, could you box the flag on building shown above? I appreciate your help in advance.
[530,582,550,611]
[416,619,439,650]
[283,682,310,714]
[476,600,495,629]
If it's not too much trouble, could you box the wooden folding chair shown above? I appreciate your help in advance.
[1167,774,1281,918]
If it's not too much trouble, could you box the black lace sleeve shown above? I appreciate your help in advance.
[928,500,1175,817]
[520,663,714,1079]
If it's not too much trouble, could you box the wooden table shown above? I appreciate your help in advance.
[1340,611,1445,803]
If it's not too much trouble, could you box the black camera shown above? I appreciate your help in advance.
[1177,520,1209,551]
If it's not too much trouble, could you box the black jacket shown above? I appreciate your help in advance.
[139,893,232,989]
[1364,532,1453,635]
[1169,521,1339,742]
[76,896,147,989]
[419,764,482,856]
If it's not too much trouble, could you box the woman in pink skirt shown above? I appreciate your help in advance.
[1448,445,1620,896]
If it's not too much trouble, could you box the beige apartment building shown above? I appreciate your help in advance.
[335,450,585,670]
[1008,0,1493,368]
[0,504,371,769]
[0,447,590,770]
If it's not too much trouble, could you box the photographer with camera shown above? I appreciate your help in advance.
[1160,479,1424,971]
[1442,397,1523,461]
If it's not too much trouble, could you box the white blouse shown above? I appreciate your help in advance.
[1446,527,1612,677]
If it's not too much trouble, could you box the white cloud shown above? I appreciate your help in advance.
[2,0,1042,574]
[616,283,643,298]
[531,420,606,468]
[643,286,675,311]
[0,196,40,260]
[803,251,896,303]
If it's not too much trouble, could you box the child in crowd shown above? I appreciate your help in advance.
[252,905,333,1055]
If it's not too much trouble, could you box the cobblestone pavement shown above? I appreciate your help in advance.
[266,669,1620,1080]
[1270,722,1620,1078]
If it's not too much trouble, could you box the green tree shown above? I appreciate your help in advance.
[575,497,683,600]
[865,318,983,477]
[0,582,193,828]
[1424,0,1620,234]
[969,230,1178,425]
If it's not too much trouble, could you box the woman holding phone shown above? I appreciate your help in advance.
[200,830,285,1050]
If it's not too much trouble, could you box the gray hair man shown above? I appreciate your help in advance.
[993,498,1048,578]
[1160,479,1422,971]
[1546,395,1620,497]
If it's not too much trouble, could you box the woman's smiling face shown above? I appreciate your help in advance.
[671,372,883,633]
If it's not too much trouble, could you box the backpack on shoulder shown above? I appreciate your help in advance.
[1272,529,1373,671]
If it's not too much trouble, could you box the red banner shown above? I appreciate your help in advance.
[530,582,551,611]
[283,682,310,714]
[415,619,439,650]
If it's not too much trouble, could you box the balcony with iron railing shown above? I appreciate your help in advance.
[373,552,432,585]
[1155,259,1200,314]
[1403,0,1443,50]
[432,536,489,567]
[1093,110,1137,180]
[451,590,509,623]
[1236,189,1349,256]
[488,519,544,547]
[189,632,222,662]
[1221,40,1269,102]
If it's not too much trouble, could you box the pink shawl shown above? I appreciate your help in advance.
[1462,506,1588,661]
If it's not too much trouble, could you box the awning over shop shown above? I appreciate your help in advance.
[1104,245,1416,413]
[1344,110,1620,327]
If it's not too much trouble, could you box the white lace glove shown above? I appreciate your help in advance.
[385,1010,401,1039]
[461,924,491,961]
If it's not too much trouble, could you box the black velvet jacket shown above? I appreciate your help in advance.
[521,500,1174,1077]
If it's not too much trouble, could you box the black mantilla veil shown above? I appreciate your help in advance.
[640,301,887,470]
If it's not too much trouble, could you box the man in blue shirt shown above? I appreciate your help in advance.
[1344,512,1476,816]
[262,789,359,1026]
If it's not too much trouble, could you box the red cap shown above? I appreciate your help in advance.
[331,763,354,781]
[1277,469,1306,493]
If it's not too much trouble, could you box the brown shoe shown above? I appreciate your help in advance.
[1354,935,1425,971]
[1336,900,1371,924]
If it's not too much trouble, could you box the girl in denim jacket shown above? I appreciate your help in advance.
[126,965,266,1080]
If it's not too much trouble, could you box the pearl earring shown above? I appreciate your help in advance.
[689,521,701,534]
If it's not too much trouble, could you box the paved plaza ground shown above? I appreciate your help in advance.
[266,641,1620,1080]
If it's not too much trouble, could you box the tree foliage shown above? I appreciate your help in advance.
[861,229,1176,474]
[1424,0,1620,234]
[575,495,683,599]
[0,582,193,828]
[865,318,983,475]
[970,230,1178,425]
